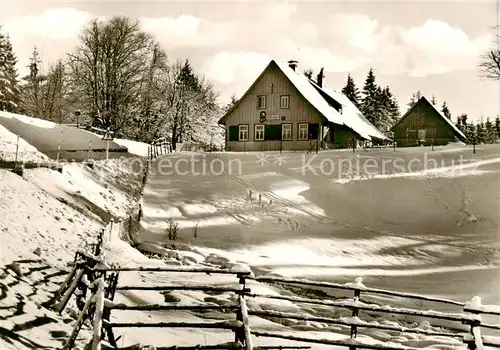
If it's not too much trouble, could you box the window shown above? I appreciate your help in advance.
[257,95,266,109]
[239,125,248,141]
[255,125,265,141]
[280,95,290,109]
[418,129,426,142]
[298,123,308,140]
[282,123,292,140]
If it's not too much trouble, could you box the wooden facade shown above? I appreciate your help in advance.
[220,62,327,152]
[391,97,466,147]
[328,125,359,149]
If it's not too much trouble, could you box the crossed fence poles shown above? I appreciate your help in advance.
[53,238,497,350]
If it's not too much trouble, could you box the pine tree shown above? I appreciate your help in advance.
[476,121,486,143]
[495,116,500,138]
[379,86,400,131]
[465,122,477,144]
[408,90,422,108]
[20,46,46,116]
[415,89,422,100]
[431,94,437,105]
[178,59,199,90]
[457,114,468,134]
[0,29,21,112]
[341,73,361,109]
[408,93,416,109]
[484,117,496,143]
[360,68,382,127]
[441,101,451,119]
[224,94,238,112]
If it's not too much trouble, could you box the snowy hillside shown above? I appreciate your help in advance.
[0,123,49,163]
[1,128,498,349]
[0,111,128,156]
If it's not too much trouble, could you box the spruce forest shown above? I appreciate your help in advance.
[338,71,500,144]
[1,16,499,148]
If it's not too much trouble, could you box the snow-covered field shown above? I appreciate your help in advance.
[1,117,499,349]
[114,138,150,157]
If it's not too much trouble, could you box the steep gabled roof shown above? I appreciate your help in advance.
[218,60,274,125]
[309,81,389,141]
[219,59,387,141]
[218,60,342,125]
[391,96,467,141]
[273,60,344,126]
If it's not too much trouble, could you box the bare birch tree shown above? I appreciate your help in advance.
[479,26,500,80]
[128,42,170,141]
[67,16,154,133]
[42,60,67,123]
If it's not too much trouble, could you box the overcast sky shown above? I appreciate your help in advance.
[1,0,498,122]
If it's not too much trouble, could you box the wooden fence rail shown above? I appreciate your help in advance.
[253,276,466,307]
[56,227,500,350]
[148,137,172,160]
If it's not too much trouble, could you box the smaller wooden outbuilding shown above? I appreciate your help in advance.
[390,96,467,146]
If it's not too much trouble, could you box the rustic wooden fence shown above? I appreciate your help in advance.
[148,137,172,160]
[54,227,500,350]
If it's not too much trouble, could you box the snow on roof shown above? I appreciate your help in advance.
[273,60,344,126]
[274,60,387,141]
[317,86,389,141]
[429,100,467,140]
[394,97,467,141]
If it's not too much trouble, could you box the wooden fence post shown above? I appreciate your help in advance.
[102,272,119,348]
[349,283,361,350]
[239,292,252,350]
[56,264,78,299]
[463,297,483,350]
[58,268,84,314]
[95,228,105,256]
[235,274,247,345]
[63,290,97,349]
[91,278,106,350]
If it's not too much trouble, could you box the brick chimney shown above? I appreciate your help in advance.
[288,60,298,71]
[316,67,325,88]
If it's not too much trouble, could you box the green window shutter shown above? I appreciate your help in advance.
[265,124,282,141]
[229,126,238,141]
[308,123,319,140]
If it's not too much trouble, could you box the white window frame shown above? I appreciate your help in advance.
[298,123,308,140]
[418,129,426,141]
[239,125,248,141]
[255,124,265,141]
[280,95,290,109]
[257,95,267,109]
[282,123,292,140]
